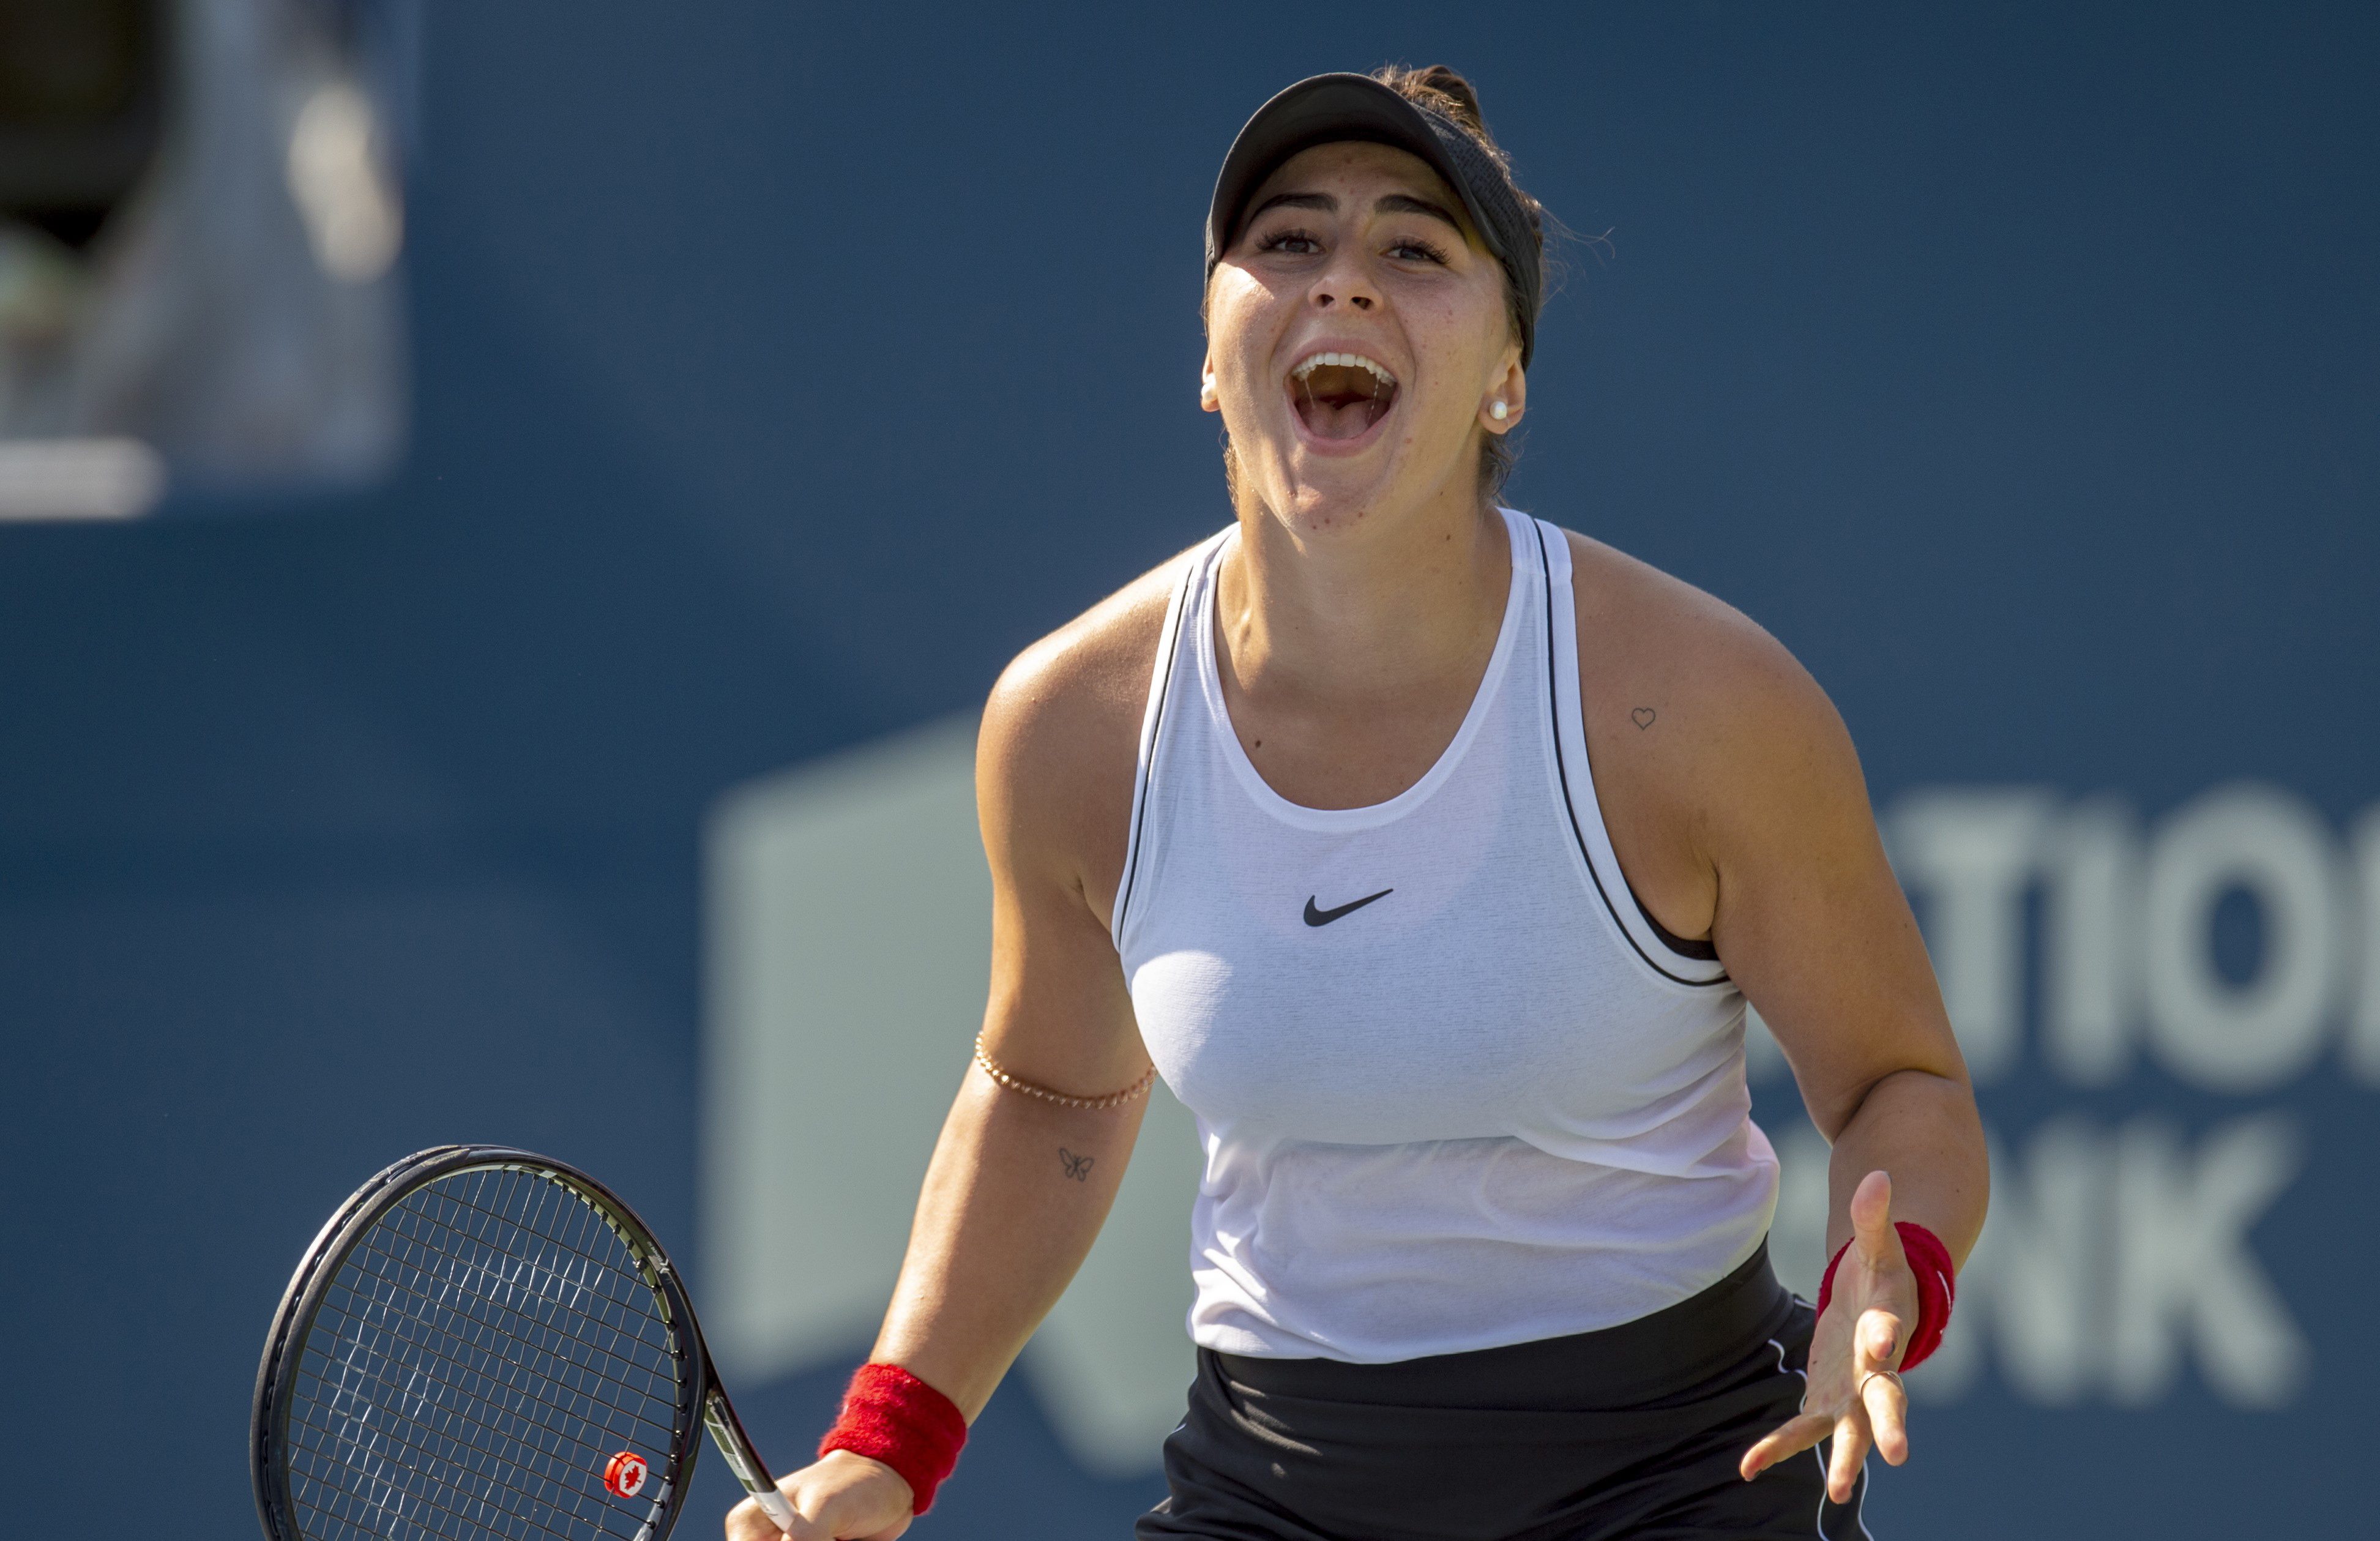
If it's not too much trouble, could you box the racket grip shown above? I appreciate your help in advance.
[752,1487,797,1532]
[704,1388,797,1533]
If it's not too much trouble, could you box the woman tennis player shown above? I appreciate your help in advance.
[729,65,1986,1541]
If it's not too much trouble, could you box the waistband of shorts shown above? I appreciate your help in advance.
[1209,1240,1797,1411]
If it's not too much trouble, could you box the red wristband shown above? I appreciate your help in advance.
[1812,1221,1956,1371]
[817,1362,968,1514]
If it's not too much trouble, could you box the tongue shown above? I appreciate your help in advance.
[1294,371,1399,442]
[1299,394,1379,439]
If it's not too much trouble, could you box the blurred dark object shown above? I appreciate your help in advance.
[0,0,167,250]
[0,0,412,520]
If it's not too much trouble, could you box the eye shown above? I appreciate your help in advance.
[1256,226,1322,256]
[1387,236,1450,264]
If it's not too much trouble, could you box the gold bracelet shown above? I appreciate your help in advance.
[972,1035,1157,1110]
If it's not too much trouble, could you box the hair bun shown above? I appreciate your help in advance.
[1408,64,1487,133]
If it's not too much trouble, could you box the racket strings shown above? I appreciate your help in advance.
[327,1171,674,1520]
[291,1176,640,1541]
[286,1393,588,1541]
[289,1170,673,1540]
[327,1193,679,1434]
[299,1261,676,1473]
[285,1167,688,1541]
[289,1211,604,1541]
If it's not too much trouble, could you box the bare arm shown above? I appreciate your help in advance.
[1562,531,1984,1501]
[1686,632,1985,1496]
[1569,532,1986,1276]
[1695,653,1985,1269]
[726,584,1165,1541]
[865,658,1157,1413]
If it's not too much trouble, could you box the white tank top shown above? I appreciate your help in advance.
[1112,507,1777,1362]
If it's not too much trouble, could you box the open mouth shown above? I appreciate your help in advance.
[1288,351,1400,441]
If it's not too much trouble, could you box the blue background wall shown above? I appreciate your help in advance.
[4,4,2374,1537]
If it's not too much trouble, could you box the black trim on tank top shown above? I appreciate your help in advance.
[1532,519,1729,987]
[1632,890,1722,961]
[1113,546,1198,941]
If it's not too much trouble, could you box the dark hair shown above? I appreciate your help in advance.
[1368,64,1550,502]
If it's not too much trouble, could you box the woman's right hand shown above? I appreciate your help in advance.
[725,1450,916,1541]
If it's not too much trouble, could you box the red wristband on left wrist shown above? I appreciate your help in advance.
[1812,1220,1957,1371]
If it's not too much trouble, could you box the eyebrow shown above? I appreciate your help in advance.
[1243,189,1467,233]
[1375,192,1464,231]
[1245,190,1335,222]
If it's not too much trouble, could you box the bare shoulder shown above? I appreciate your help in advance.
[1559,527,1868,929]
[1563,529,1845,749]
[978,545,1196,921]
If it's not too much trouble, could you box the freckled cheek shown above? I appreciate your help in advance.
[1211,280,1291,369]
[1403,338,1461,429]
[1402,297,1499,430]
[1416,295,1490,363]
[1215,330,1288,403]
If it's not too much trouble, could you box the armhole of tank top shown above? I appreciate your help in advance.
[1530,517,1731,988]
[1110,538,1211,952]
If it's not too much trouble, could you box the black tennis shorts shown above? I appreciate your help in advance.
[1136,1243,1868,1541]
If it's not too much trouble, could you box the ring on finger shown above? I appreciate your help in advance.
[1859,1368,1906,1400]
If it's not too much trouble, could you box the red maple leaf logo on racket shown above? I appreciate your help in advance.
[603,1451,649,1499]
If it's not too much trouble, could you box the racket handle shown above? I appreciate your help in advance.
[704,1387,798,1534]
[752,1487,797,1532]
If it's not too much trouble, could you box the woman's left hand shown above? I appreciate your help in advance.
[1740,1170,1917,1502]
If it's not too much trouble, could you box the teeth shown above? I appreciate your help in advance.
[1292,351,1397,387]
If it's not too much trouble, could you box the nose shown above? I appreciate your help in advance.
[1309,250,1379,313]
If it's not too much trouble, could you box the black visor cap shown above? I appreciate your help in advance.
[1205,72,1541,367]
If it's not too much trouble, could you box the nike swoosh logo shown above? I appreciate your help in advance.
[1304,889,1393,927]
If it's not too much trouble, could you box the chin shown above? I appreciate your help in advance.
[1265,468,1402,538]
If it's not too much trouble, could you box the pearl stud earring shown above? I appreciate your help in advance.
[1490,400,1509,420]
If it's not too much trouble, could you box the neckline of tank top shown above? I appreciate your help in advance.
[1198,507,1535,834]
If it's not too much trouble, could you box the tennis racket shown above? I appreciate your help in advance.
[251,1144,797,1541]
